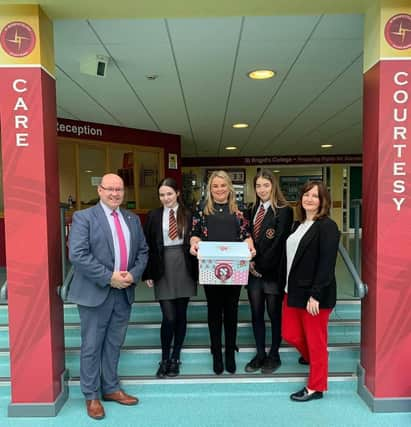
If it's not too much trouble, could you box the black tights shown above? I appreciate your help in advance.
[159,297,189,360]
[247,286,283,357]
[204,285,242,352]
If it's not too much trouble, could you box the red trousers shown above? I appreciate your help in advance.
[282,294,332,391]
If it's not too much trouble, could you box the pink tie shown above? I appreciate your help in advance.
[253,205,265,240]
[112,210,128,271]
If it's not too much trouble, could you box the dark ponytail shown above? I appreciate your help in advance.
[157,178,187,238]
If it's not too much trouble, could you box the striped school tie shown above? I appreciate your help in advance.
[168,209,178,240]
[253,205,265,240]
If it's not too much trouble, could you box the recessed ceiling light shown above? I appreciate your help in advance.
[273,170,280,173]
[225,146,238,150]
[248,69,276,80]
[321,144,333,148]
[84,169,93,173]
[232,123,249,129]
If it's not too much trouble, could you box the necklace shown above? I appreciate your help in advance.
[215,203,226,213]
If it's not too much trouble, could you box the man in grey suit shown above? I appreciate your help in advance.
[68,173,148,420]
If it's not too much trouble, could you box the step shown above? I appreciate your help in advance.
[0,345,359,380]
[0,320,360,349]
[0,299,361,325]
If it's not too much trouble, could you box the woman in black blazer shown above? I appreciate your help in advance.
[143,178,197,378]
[245,169,293,374]
[282,181,340,402]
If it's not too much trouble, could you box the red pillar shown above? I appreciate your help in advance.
[360,2,411,412]
[0,6,67,416]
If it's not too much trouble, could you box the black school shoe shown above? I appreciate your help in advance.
[212,352,224,375]
[290,387,323,402]
[225,349,237,374]
[244,354,266,373]
[156,360,169,378]
[261,354,281,374]
[298,356,309,365]
[167,359,180,377]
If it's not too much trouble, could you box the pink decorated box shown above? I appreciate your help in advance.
[198,241,251,285]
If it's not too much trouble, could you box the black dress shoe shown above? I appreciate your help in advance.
[298,356,309,365]
[261,355,281,374]
[290,387,323,402]
[212,351,224,375]
[244,354,266,373]
[156,360,169,378]
[167,359,180,377]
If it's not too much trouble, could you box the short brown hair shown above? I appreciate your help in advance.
[296,181,331,221]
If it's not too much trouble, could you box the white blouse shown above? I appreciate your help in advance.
[285,220,314,293]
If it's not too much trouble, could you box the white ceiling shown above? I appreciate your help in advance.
[54,14,364,158]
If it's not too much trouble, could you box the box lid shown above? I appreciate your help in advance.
[198,241,251,260]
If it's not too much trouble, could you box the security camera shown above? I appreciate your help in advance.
[80,55,110,78]
[96,55,108,77]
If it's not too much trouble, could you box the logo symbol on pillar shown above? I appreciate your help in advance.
[384,14,411,50]
[0,21,36,57]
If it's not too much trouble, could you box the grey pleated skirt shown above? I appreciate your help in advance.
[154,245,197,301]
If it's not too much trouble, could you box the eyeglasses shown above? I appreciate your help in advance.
[99,185,124,193]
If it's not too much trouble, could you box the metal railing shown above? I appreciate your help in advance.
[351,199,362,272]
[57,204,73,302]
[338,198,367,299]
[59,266,73,302]
[0,280,7,302]
[338,242,367,299]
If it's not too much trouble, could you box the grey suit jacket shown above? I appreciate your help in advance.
[68,203,148,307]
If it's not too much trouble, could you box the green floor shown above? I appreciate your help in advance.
[0,382,410,427]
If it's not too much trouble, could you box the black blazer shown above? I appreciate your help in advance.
[250,205,293,285]
[142,207,198,282]
[284,216,340,309]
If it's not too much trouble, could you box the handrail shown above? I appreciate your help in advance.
[338,242,367,299]
[58,266,74,302]
[351,198,362,272]
[0,280,7,302]
[60,204,69,283]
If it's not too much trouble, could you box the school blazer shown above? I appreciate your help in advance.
[285,216,340,309]
[250,205,293,285]
[142,207,198,282]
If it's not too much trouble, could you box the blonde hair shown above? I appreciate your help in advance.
[204,170,238,215]
[253,169,288,212]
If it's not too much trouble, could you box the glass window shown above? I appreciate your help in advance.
[58,141,77,206]
[78,144,106,209]
[136,150,161,210]
[109,145,136,209]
